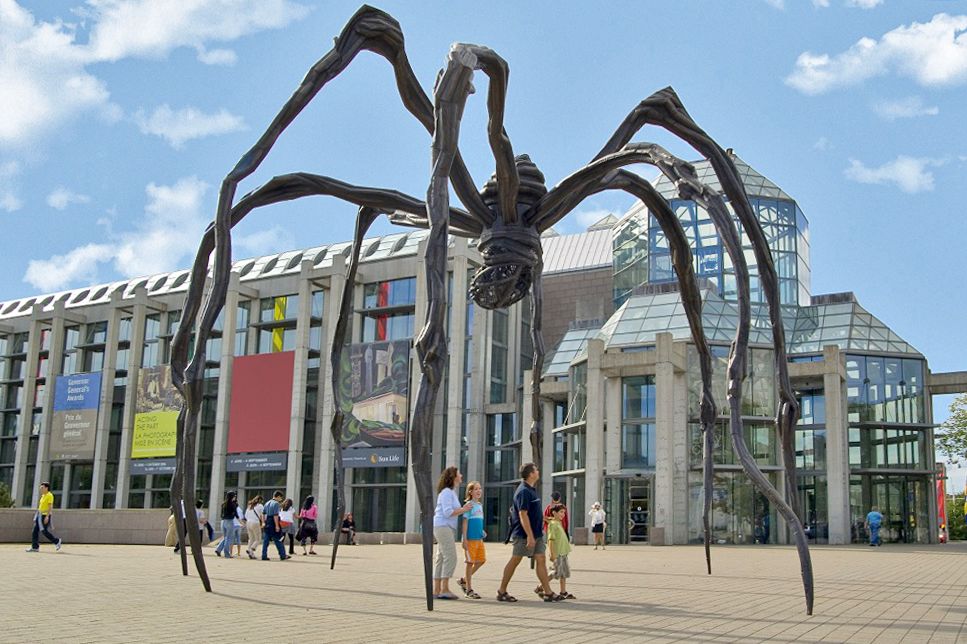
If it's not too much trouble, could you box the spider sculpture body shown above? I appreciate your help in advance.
[168,5,814,614]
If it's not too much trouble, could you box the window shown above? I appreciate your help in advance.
[489,309,508,403]
[360,278,416,343]
[622,376,656,469]
[257,294,297,354]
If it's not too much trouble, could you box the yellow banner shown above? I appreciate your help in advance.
[132,410,179,459]
[272,296,287,352]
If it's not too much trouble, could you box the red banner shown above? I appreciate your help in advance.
[227,351,295,453]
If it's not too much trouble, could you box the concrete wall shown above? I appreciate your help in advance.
[0,509,170,545]
[541,267,614,350]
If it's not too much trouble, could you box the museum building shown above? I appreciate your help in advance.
[1,152,963,545]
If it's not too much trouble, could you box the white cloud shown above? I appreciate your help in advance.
[0,1,117,148]
[196,46,237,66]
[844,156,945,193]
[813,136,832,151]
[134,104,246,149]
[23,175,293,291]
[764,0,785,9]
[0,1,307,147]
[47,187,91,210]
[786,13,967,94]
[234,226,295,257]
[846,0,883,8]
[0,160,23,211]
[24,243,115,292]
[872,96,939,120]
[812,0,830,7]
[84,0,311,63]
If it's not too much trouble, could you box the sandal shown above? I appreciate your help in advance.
[464,589,481,599]
[496,591,518,602]
[534,585,545,599]
[544,592,565,602]
[458,578,467,592]
[561,592,576,600]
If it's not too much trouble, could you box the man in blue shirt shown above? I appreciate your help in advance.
[495,463,563,602]
[865,507,883,547]
[261,490,289,560]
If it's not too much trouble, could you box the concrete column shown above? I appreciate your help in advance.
[520,370,534,467]
[445,247,469,470]
[207,274,241,512]
[285,264,313,501]
[822,345,850,545]
[89,296,122,508]
[605,377,622,474]
[540,397,555,501]
[652,332,676,545]
[670,358,690,543]
[109,295,147,508]
[12,313,45,506]
[583,338,605,519]
[317,256,346,529]
[464,299,487,489]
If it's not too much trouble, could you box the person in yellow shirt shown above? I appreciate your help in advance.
[26,482,62,552]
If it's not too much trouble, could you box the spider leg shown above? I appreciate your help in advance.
[532,141,812,614]
[328,206,382,571]
[596,88,802,520]
[528,263,545,469]
[531,158,719,570]
[407,43,481,612]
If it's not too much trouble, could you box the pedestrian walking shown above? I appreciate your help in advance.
[298,495,319,555]
[25,481,62,553]
[542,490,569,537]
[458,480,486,599]
[495,463,563,602]
[589,502,607,549]
[244,495,264,559]
[546,504,575,599]
[215,491,240,558]
[280,498,297,555]
[866,506,884,547]
[261,490,289,561]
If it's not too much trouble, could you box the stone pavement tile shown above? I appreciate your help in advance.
[1,542,965,643]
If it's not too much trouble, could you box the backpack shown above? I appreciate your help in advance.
[504,504,520,544]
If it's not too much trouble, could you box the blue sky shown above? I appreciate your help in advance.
[2,1,965,488]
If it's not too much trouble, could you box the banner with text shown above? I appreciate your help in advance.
[227,351,294,454]
[50,372,102,460]
[338,339,410,468]
[132,365,181,459]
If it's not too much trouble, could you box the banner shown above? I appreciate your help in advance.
[50,372,102,460]
[132,365,181,459]
[226,452,288,472]
[227,351,294,454]
[338,339,410,468]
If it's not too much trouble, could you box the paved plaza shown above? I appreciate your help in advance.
[1,540,965,643]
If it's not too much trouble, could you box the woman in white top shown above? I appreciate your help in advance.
[244,495,264,559]
[588,502,607,549]
[280,498,298,556]
[432,466,473,599]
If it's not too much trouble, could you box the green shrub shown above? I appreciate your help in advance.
[947,497,966,541]
[0,482,15,508]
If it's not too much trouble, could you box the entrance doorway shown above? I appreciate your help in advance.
[850,474,929,543]
[604,476,652,544]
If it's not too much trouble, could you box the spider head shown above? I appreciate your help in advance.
[469,222,541,310]
[470,155,547,310]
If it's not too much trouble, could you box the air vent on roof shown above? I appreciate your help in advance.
[171,272,189,289]
[18,298,36,312]
[70,290,90,304]
[311,248,328,266]
[284,252,305,271]
[363,240,379,258]
[262,257,279,273]
[239,261,256,277]
[91,286,109,300]
[55,293,70,303]
[2,301,19,315]
[37,295,54,308]
[391,235,409,253]
[130,278,149,293]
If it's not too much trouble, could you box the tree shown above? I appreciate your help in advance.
[936,394,967,463]
[946,496,966,541]
[0,482,15,508]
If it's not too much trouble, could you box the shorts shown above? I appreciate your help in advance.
[511,535,546,558]
[591,523,604,534]
[551,554,571,579]
[464,539,486,563]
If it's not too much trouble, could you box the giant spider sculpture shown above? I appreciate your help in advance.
[168,5,814,614]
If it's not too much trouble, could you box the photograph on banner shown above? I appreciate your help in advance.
[131,365,181,459]
[337,339,410,467]
[50,372,102,461]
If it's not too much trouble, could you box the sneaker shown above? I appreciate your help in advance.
[247,552,255,560]
[55,539,62,551]
[25,547,39,553]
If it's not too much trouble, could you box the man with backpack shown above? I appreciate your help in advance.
[495,463,564,603]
